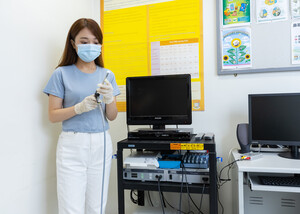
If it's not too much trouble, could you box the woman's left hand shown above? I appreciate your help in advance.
[97,79,114,104]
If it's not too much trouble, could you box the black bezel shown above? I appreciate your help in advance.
[126,74,192,126]
[248,92,300,146]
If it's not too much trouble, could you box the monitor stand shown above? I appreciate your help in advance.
[278,146,300,160]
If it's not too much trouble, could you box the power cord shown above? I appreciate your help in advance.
[198,184,205,214]
[130,190,138,204]
[179,164,184,213]
[182,166,204,214]
[161,192,188,214]
[147,191,153,207]
[149,166,207,214]
[148,185,189,214]
[218,159,241,188]
[156,175,165,214]
[217,187,224,214]
[183,169,192,213]
[217,158,242,214]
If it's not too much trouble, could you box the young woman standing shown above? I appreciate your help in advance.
[43,18,120,214]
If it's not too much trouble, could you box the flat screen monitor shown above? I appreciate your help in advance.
[126,74,192,129]
[249,93,300,159]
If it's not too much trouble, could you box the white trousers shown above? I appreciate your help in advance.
[56,131,113,214]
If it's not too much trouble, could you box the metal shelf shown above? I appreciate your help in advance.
[117,137,218,214]
[122,180,210,194]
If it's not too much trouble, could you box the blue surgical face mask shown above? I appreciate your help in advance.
[77,44,102,63]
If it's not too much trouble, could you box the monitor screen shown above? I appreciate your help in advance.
[126,74,192,128]
[249,93,300,159]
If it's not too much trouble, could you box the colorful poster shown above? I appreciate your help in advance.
[291,22,300,64]
[102,0,204,111]
[256,0,288,23]
[222,28,252,69]
[291,0,300,19]
[223,0,250,26]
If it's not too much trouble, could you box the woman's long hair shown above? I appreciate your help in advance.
[57,18,104,68]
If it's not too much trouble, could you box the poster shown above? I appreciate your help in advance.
[222,28,252,69]
[292,21,300,64]
[291,0,300,19]
[151,39,199,79]
[223,0,250,26]
[256,0,288,23]
[102,0,204,111]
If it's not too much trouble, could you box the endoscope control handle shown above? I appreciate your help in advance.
[95,92,100,103]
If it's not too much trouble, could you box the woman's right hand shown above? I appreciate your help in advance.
[74,95,98,114]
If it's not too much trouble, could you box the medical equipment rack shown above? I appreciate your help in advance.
[116,136,218,214]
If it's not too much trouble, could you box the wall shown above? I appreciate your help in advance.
[0,0,99,213]
[1,1,300,214]
[107,1,300,214]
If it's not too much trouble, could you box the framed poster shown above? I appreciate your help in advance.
[223,0,251,26]
[222,28,252,69]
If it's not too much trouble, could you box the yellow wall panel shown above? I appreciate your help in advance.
[102,0,204,111]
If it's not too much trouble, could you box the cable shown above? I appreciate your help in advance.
[188,194,202,214]
[157,175,165,214]
[227,148,238,164]
[217,187,224,214]
[182,166,204,214]
[147,191,153,207]
[179,164,184,213]
[198,184,205,214]
[218,159,241,188]
[95,71,110,214]
[98,103,107,214]
[130,190,138,204]
[161,192,188,214]
[218,160,240,186]
[182,166,192,213]
[161,191,166,208]
[156,166,205,214]
[216,159,242,214]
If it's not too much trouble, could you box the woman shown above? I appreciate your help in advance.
[43,18,120,214]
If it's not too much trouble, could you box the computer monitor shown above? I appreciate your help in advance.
[126,74,192,130]
[249,93,300,159]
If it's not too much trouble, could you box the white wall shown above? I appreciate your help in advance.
[1,0,300,214]
[0,1,100,213]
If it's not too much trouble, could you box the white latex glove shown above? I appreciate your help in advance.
[74,95,98,114]
[97,79,114,104]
